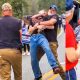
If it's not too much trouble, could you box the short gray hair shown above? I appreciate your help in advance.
[2,3,12,10]
[38,10,46,14]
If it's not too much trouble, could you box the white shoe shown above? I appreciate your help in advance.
[22,52,27,55]
[27,52,30,56]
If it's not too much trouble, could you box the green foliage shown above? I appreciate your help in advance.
[22,0,29,15]
[11,0,22,18]
[38,0,65,14]
[23,0,65,15]
[0,0,65,17]
[23,0,38,15]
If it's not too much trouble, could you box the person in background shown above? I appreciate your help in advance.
[74,19,80,44]
[22,17,30,56]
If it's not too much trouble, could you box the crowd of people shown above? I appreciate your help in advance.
[0,0,80,80]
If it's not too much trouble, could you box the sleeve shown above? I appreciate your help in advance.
[66,24,76,48]
[51,15,58,19]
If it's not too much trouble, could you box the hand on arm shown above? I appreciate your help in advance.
[28,24,38,34]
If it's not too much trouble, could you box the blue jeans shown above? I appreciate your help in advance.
[30,34,58,78]
[66,68,77,80]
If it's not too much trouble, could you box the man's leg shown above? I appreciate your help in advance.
[9,49,22,80]
[66,71,69,80]
[24,43,27,52]
[26,44,30,52]
[30,36,42,79]
[0,49,22,80]
[37,47,44,61]
[66,68,77,80]
[49,42,66,80]
[0,49,11,80]
[69,68,77,80]
[38,34,58,69]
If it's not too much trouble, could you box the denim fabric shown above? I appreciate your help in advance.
[66,68,77,80]
[30,33,58,78]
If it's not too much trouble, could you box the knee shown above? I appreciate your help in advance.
[44,46,51,52]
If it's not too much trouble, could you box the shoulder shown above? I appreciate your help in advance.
[66,24,75,39]
[0,17,5,21]
[50,14,58,19]
[10,17,21,22]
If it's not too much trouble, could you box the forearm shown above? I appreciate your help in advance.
[37,25,54,30]
[40,19,56,26]
[45,26,54,29]
[28,26,37,34]
[66,47,80,62]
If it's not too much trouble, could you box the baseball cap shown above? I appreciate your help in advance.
[66,0,73,11]
[49,4,58,11]
[2,3,12,11]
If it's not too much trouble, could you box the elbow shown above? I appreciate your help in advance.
[67,58,77,62]
[49,21,54,26]
[67,55,78,62]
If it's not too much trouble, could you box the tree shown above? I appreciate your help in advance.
[22,0,29,15]
[38,0,65,14]
[11,0,22,18]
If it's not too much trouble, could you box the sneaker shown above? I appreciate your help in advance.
[27,52,30,56]
[22,52,27,55]
[53,66,60,74]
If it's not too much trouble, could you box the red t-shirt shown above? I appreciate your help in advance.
[66,23,78,71]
